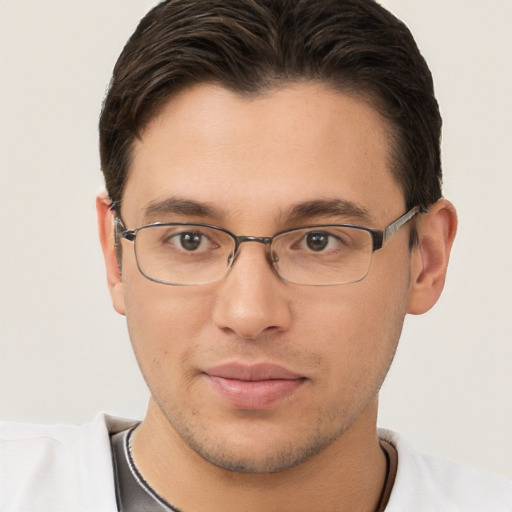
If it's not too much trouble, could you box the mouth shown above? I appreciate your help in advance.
[203,362,307,410]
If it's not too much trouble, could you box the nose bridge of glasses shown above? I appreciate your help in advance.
[235,235,273,246]
[230,235,277,267]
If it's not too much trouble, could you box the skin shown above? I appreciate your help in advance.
[98,82,457,511]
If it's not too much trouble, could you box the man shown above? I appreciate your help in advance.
[1,0,511,510]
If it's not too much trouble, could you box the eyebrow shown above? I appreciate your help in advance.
[284,199,372,225]
[143,197,224,223]
[142,196,372,227]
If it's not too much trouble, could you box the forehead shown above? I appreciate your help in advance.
[122,82,403,227]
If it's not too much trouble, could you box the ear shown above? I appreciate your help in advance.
[407,199,458,315]
[96,190,126,316]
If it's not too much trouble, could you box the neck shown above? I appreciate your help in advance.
[131,398,388,512]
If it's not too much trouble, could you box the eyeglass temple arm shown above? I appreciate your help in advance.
[111,213,137,242]
[371,205,427,250]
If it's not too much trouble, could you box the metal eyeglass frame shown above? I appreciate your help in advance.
[113,205,425,285]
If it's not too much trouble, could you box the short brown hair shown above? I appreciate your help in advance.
[100,0,442,212]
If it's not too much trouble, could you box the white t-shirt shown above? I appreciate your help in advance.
[1,413,511,511]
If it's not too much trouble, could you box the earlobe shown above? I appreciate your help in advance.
[96,191,126,316]
[407,199,458,315]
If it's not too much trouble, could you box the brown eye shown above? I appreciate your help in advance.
[179,232,203,251]
[305,232,330,251]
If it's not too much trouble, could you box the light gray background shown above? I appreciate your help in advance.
[1,0,511,480]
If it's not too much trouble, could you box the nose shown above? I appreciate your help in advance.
[211,243,292,340]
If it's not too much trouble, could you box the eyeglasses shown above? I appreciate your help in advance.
[115,206,423,286]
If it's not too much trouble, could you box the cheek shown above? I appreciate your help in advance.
[295,270,408,386]
[122,277,215,379]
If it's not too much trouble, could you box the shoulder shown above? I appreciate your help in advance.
[379,428,512,512]
[0,413,138,512]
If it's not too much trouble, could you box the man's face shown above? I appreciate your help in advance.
[116,82,413,473]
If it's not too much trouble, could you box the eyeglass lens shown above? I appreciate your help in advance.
[132,224,374,286]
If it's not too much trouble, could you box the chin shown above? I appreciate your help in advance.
[181,421,345,474]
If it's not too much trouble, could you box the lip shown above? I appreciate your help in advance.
[203,363,306,409]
